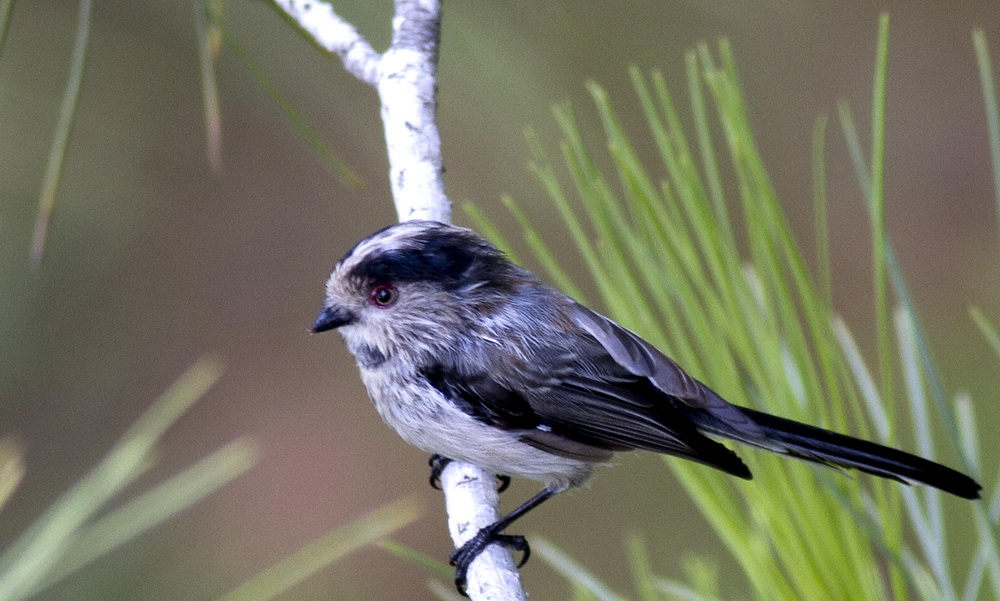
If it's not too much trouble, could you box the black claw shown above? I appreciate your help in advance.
[449,525,531,595]
[507,534,530,567]
[428,454,452,490]
[430,456,511,494]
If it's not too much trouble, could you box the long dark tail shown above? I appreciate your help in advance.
[724,407,981,500]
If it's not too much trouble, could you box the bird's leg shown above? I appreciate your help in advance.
[449,487,557,596]
[428,454,512,493]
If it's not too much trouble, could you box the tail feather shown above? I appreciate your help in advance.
[727,407,981,500]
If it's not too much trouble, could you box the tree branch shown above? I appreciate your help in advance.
[440,463,527,601]
[271,0,450,222]
[272,1,523,598]
[272,0,379,85]
[378,0,449,222]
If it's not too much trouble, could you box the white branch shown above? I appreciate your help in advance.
[274,1,521,598]
[272,0,450,222]
[377,0,450,222]
[441,463,527,601]
[273,0,379,85]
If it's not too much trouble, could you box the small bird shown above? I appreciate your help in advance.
[312,220,980,593]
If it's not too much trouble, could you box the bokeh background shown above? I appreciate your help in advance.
[2,1,999,599]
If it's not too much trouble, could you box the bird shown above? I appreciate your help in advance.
[311,219,981,594]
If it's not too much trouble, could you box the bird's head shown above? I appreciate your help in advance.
[312,220,521,365]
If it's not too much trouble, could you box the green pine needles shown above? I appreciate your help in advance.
[471,17,999,601]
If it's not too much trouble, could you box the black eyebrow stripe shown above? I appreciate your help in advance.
[350,245,475,285]
[346,227,499,286]
[342,225,520,294]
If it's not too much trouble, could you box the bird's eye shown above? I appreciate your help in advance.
[369,284,398,307]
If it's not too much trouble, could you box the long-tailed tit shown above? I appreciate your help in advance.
[312,220,980,593]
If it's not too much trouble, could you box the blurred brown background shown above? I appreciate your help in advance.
[2,1,998,599]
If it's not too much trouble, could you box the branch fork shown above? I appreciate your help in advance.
[274,0,449,223]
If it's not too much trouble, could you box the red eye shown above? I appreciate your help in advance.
[370,284,398,307]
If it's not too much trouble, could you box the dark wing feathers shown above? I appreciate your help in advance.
[538,316,752,478]
[569,302,702,398]
[571,303,766,440]
[420,363,540,430]
[422,301,752,479]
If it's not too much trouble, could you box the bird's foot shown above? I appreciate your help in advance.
[428,454,512,493]
[449,523,530,596]
[428,454,452,490]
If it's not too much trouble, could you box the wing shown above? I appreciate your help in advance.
[569,302,765,441]
[421,301,752,479]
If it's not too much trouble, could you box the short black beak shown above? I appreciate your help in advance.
[312,306,353,333]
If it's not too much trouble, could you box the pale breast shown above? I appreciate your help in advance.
[358,366,593,490]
